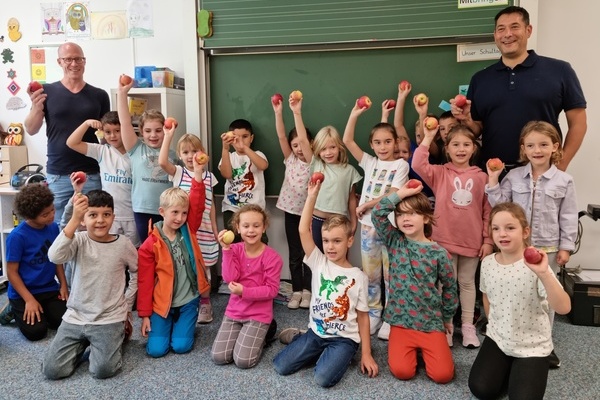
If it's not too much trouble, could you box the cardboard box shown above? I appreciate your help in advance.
[151,69,175,88]
[562,269,600,327]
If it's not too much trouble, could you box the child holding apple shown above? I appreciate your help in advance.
[159,130,218,324]
[117,77,175,243]
[218,119,269,244]
[342,99,409,339]
[272,93,314,309]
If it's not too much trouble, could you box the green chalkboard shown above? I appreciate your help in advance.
[209,45,494,196]
[201,0,512,49]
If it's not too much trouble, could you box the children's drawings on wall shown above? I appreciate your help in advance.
[41,3,65,42]
[29,45,62,84]
[91,11,127,40]
[65,2,91,39]
[127,0,154,38]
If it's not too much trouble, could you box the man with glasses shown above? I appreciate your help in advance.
[25,42,107,224]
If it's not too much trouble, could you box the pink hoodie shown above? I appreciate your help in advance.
[412,145,492,257]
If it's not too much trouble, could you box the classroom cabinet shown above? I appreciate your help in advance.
[0,146,29,185]
[0,185,19,285]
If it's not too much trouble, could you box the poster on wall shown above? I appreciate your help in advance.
[41,3,66,42]
[30,45,62,84]
[64,2,91,39]
[127,0,154,38]
[91,11,128,39]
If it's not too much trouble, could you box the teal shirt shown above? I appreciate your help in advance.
[371,192,458,333]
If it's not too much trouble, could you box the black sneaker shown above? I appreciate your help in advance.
[263,319,278,348]
[0,302,14,325]
[548,350,561,369]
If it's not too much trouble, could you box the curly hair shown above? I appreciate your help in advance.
[14,183,55,220]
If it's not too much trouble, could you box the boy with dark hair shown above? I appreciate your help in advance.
[1,183,68,340]
[43,189,138,379]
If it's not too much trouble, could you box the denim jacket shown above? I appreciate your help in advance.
[486,164,577,251]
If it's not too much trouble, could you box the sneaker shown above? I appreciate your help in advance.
[299,290,311,309]
[377,322,391,340]
[446,332,454,347]
[287,292,302,310]
[197,302,213,324]
[548,350,561,369]
[278,327,306,345]
[461,323,480,348]
[369,315,382,336]
[0,302,14,325]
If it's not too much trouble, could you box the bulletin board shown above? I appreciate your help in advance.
[29,44,63,83]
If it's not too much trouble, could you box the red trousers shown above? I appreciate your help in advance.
[388,326,454,384]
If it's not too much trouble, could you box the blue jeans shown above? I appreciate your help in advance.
[273,328,358,387]
[146,297,199,358]
[47,173,101,224]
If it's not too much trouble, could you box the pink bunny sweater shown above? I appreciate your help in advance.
[412,145,493,257]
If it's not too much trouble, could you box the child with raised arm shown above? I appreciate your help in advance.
[67,111,139,247]
[117,78,175,243]
[343,100,409,338]
[272,95,313,309]
[412,123,493,348]
[159,131,218,324]
[371,182,458,383]
[485,121,577,367]
[3,184,68,340]
[469,202,571,400]
[137,158,211,358]
[43,190,138,379]
[218,119,269,243]
[210,205,282,369]
[273,180,378,387]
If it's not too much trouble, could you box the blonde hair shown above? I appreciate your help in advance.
[139,109,165,130]
[394,193,436,238]
[322,215,353,238]
[177,133,204,154]
[488,202,531,247]
[159,187,189,209]
[312,125,348,165]
[230,204,269,231]
[518,121,563,165]
[445,125,480,166]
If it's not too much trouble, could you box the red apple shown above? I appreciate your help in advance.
[454,94,467,108]
[357,95,372,110]
[73,171,87,184]
[290,90,303,101]
[523,247,543,264]
[424,117,438,130]
[310,171,325,185]
[386,99,397,109]
[487,158,504,172]
[164,117,178,130]
[416,93,428,106]
[120,74,133,85]
[407,179,421,189]
[28,81,43,92]
[222,230,235,245]
[271,93,283,105]
[195,152,209,165]
[399,80,410,91]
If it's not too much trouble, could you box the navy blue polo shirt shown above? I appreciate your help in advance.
[467,50,586,166]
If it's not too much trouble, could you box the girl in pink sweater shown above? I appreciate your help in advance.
[412,123,493,349]
[210,204,283,369]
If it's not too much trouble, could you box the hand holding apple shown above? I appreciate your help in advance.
[399,80,411,91]
[397,179,422,198]
[271,93,283,106]
[119,74,133,86]
[454,94,467,108]
[357,95,372,110]
[28,81,43,93]
[164,117,178,130]
[424,117,438,130]
[385,99,396,109]
[195,152,209,165]
[290,90,303,101]
[310,171,325,185]
[407,179,421,189]
[487,158,504,172]
[222,230,235,245]
[523,247,543,264]
[72,171,87,184]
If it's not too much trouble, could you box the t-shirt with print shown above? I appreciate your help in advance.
[219,151,267,212]
[276,154,310,216]
[358,153,409,226]
[304,248,369,343]
[480,254,554,358]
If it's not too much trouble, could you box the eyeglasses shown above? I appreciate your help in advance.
[60,57,86,64]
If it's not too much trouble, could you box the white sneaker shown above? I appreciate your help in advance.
[377,322,390,340]
[287,292,302,310]
[369,315,382,336]
[300,290,311,309]
[461,323,480,348]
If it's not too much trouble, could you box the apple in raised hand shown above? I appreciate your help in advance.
[271,93,283,105]
[310,171,325,184]
[290,90,303,101]
[399,80,410,91]
[416,93,428,106]
[454,94,467,108]
[222,230,235,245]
[407,179,421,189]
[73,171,87,184]
[357,96,372,110]
[224,131,235,141]
[28,81,43,92]
[120,74,133,85]
[195,152,209,165]
[487,158,504,172]
[523,247,543,264]
[386,99,397,109]
[164,117,178,130]
[424,117,438,130]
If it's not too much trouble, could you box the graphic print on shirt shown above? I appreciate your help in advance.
[319,274,347,300]
[324,278,356,323]
[451,177,473,206]
[313,275,354,336]
[144,153,168,183]
[227,161,255,206]
[31,239,53,265]
[364,166,397,201]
